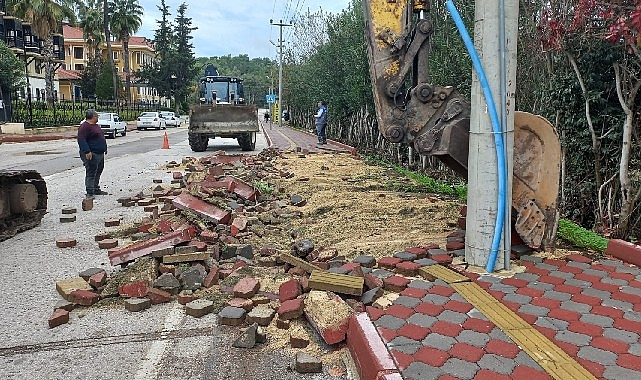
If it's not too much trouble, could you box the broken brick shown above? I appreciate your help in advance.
[68,290,100,306]
[118,281,148,298]
[88,271,107,288]
[172,192,231,225]
[446,241,465,251]
[94,233,111,242]
[233,277,260,299]
[383,275,411,292]
[304,291,352,344]
[227,298,254,311]
[146,287,172,304]
[104,219,120,227]
[56,277,92,301]
[279,279,302,302]
[98,239,118,249]
[48,309,70,328]
[246,306,275,326]
[231,216,248,236]
[278,298,305,320]
[203,267,220,288]
[125,298,151,312]
[218,306,247,325]
[59,215,76,223]
[200,230,218,242]
[56,239,77,248]
[185,299,214,318]
[177,291,198,305]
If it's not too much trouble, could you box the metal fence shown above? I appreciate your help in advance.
[10,96,169,129]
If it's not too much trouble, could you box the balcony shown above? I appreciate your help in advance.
[22,23,41,56]
[52,34,65,61]
[0,0,6,15]
[3,17,24,52]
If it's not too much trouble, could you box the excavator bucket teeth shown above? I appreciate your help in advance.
[512,111,561,250]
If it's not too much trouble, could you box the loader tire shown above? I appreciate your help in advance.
[189,133,209,152]
[238,132,256,151]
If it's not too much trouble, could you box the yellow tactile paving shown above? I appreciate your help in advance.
[426,266,597,380]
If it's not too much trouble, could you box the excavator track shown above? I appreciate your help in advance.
[0,170,48,242]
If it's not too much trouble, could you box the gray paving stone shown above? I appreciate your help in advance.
[467,308,486,320]
[560,300,593,314]
[582,288,614,299]
[478,275,503,284]
[627,342,641,356]
[582,268,609,278]
[408,279,435,290]
[514,351,542,368]
[554,330,592,346]
[601,277,629,286]
[542,290,572,301]
[620,286,641,297]
[488,327,512,342]
[603,365,641,380]
[614,265,639,274]
[579,313,614,328]
[533,263,560,271]
[374,315,406,330]
[567,261,591,269]
[527,282,555,291]
[394,251,417,261]
[601,298,633,311]
[503,293,532,305]
[438,310,468,324]
[519,255,543,264]
[518,304,550,317]
[395,295,421,308]
[489,283,518,294]
[603,327,640,343]
[422,333,457,350]
[387,336,422,354]
[599,259,626,268]
[421,294,450,305]
[536,316,570,331]
[428,248,448,256]
[455,330,491,347]
[402,362,443,380]
[549,271,574,280]
[578,346,618,365]
[623,311,641,322]
[414,258,437,266]
[407,313,438,328]
[564,278,592,288]
[450,293,466,303]
[514,272,540,282]
[477,354,518,375]
[371,269,395,279]
[441,358,479,379]
[353,255,376,267]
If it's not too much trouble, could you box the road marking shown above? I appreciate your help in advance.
[421,265,597,380]
[134,303,184,380]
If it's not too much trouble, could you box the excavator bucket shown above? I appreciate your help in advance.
[512,111,561,250]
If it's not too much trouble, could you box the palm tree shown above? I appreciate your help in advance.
[76,0,104,63]
[8,0,76,107]
[109,0,142,105]
[103,0,118,103]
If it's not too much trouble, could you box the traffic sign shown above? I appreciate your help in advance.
[266,94,276,104]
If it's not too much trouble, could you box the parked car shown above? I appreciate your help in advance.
[136,111,167,130]
[160,111,180,127]
[97,112,127,138]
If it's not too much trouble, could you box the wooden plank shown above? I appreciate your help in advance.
[162,251,211,264]
[419,265,469,284]
[280,252,324,273]
[308,270,364,296]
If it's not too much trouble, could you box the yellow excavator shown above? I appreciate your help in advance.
[363,0,561,249]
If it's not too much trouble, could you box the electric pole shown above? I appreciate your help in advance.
[270,19,292,128]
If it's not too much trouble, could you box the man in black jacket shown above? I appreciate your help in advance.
[77,109,108,198]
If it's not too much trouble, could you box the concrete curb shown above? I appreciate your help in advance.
[606,239,641,267]
[298,128,358,155]
[347,312,401,380]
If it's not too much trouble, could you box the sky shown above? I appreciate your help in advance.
[136,0,352,59]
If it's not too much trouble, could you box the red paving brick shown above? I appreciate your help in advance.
[484,339,521,359]
[399,287,429,299]
[450,342,485,362]
[414,302,444,316]
[430,321,463,337]
[462,318,495,334]
[385,304,414,319]
[591,336,630,354]
[414,346,449,367]
[397,323,430,341]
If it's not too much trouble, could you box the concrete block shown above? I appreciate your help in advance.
[185,299,214,318]
[125,297,151,312]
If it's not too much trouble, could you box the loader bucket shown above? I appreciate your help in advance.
[189,104,259,134]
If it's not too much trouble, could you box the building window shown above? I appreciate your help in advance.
[74,64,84,70]
[113,51,118,60]
[35,62,42,74]
[62,63,67,70]
[73,47,83,59]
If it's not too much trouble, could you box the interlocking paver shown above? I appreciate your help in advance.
[375,315,406,330]
[477,354,518,375]
[407,279,436,290]
[437,310,467,324]
[560,300,593,314]
[518,303,550,317]
[421,333,457,350]
[407,313,438,328]
[394,295,421,308]
[454,329,491,347]
[440,357,479,378]
[580,313,614,328]
[603,327,640,343]
[402,362,443,380]
[421,293,450,305]
[554,330,592,346]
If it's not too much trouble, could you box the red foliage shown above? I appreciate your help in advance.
[538,0,641,51]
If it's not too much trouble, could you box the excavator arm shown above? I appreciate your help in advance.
[364,0,561,250]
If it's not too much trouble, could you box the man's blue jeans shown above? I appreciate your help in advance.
[316,123,327,144]
[80,151,104,196]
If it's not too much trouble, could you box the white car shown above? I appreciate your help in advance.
[97,112,127,138]
[136,112,167,130]
[160,111,180,127]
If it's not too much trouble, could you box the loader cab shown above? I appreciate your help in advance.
[198,76,245,105]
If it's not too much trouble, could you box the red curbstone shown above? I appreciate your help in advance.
[606,239,641,267]
[347,313,400,380]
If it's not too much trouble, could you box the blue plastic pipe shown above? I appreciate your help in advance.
[445,0,507,272]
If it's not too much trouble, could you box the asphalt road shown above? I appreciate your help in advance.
[0,125,350,380]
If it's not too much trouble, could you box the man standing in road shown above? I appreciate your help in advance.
[314,100,328,145]
[77,109,108,198]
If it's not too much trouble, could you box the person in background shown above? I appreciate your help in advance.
[77,109,108,198]
[313,100,327,145]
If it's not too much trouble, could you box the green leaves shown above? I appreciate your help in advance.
[0,41,25,91]
[557,219,608,252]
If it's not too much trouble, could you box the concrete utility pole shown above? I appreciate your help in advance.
[465,0,518,271]
[270,19,292,128]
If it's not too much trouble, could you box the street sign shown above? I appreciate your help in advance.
[266,94,276,104]
[272,102,280,123]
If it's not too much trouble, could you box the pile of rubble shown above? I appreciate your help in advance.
[50,148,463,374]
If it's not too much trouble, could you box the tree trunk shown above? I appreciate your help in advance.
[123,36,131,106]
[103,0,118,105]
[44,35,55,108]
